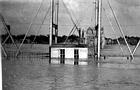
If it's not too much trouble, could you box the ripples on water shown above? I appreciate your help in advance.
[2,56,140,90]
[2,44,140,90]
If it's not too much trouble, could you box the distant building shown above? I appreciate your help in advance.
[86,26,105,48]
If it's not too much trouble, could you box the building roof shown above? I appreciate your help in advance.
[51,44,87,48]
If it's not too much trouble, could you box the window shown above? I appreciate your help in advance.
[74,49,79,65]
[60,49,65,58]
[60,49,65,64]
[74,49,79,59]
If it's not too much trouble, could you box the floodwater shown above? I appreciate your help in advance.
[2,44,140,90]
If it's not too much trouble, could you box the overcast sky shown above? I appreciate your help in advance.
[0,0,140,38]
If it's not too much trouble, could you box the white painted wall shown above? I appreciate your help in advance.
[51,47,88,59]
[51,48,59,58]
[65,48,74,58]
[79,48,88,59]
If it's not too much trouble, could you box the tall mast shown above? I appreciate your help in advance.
[97,0,102,60]
[55,0,59,44]
[95,0,98,26]
[49,0,54,46]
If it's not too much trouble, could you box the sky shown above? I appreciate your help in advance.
[0,0,140,38]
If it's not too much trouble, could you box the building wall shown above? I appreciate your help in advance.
[51,48,59,58]
[65,48,74,58]
[51,47,88,59]
[79,48,88,59]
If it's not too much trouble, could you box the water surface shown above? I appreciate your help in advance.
[2,44,140,90]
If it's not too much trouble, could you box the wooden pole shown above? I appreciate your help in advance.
[16,0,44,56]
[104,8,125,57]
[95,0,98,58]
[97,0,102,60]
[132,40,140,55]
[95,0,98,26]
[0,43,2,90]
[108,1,134,60]
[49,0,54,63]
[55,0,59,44]
[0,15,19,50]
[49,0,53,46]
[0,44,7,57]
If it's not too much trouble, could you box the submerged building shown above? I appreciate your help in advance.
[49,0,105,65]
[50,44,88,65]
[50,26,105,65]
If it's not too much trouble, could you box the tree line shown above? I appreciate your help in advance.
[1,34,80,44]
[1,34,140,45]
[106,36,140,45]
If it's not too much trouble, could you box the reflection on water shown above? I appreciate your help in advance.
[2,57,140,90]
